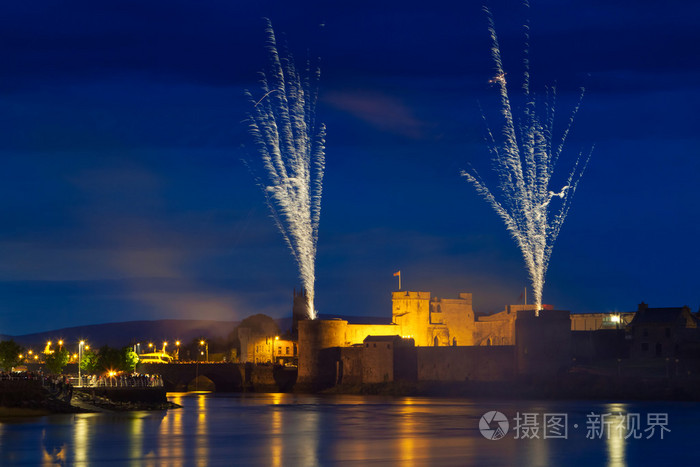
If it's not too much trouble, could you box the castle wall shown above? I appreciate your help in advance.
[392,291,476,347]
[345,324,399,345]
[430,293,475,346]
[416,346,515,382]
[339,347,363,385]
[474,310,516,346]
[570,312,636,331]
[515,309,572,376]
[361,340,395,383]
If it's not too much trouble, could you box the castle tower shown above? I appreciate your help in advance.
[391,291,431,346]
[297,319,347,389]
[515,309,571,377]
[292,288,310,337]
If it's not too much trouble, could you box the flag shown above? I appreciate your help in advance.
[393,271,400,276]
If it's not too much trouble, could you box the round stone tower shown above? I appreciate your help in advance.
[297,319,347,389]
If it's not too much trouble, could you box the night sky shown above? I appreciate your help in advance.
[0,0,698,335]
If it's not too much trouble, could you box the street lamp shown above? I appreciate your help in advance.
[175,341,180,361]
[78,341,86,387]
[163,341,168,353]
[200,340,209,362]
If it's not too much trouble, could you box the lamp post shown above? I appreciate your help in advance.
[78,341,85,387]
[175,341,180,361]
[200,340,208,362]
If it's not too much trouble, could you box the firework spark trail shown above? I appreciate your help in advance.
[246,20,326,320]
[462,5,592,315]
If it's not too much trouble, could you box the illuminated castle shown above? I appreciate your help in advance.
[297,290,571,388]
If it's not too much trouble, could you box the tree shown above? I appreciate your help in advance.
[44,348,70,375]
[95,346,139,373]
[80,349,99,374]
[0,340,23,372]
[122,347,138,373]
[96,346,123,373]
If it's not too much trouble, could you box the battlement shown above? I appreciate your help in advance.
[392,291,431,300]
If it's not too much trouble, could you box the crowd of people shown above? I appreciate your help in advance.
[0,370,44,381]
[86,373,163,388]
[0,370,164,389]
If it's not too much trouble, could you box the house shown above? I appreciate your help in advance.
[628,302,699,358]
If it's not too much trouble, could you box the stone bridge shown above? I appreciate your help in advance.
[137,362,296,392]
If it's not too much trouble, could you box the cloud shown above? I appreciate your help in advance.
[324,90,427,139]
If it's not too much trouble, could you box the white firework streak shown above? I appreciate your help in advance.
[462,5,592,315]
[245,20,326,320]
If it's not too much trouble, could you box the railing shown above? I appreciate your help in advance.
[80,374,164,388]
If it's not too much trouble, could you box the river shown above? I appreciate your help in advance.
[0,392,696,465]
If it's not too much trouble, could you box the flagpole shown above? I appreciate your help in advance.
[393,270,401,290]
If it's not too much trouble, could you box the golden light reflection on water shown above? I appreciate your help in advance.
[397,398,417,466]
[271,394,283,467]
[195,393,208,467]
[73,415,91,465]
[605,403,628,467]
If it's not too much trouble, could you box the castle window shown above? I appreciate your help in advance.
[373,343,376,348]
[366,344,369,348]
[387,344,391,349]
[433,336,439,347]
[286,347,290,355]
[452,338,457,346]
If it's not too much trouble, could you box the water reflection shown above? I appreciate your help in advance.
[0,394,694,465]
[605,403,627,467]
[73,414,92,465]
[196,393,208,467]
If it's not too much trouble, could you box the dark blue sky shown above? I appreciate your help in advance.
[0,0,698,335]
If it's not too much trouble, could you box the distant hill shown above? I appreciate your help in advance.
[0,314,391,350]
[2,319,242,349]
